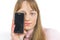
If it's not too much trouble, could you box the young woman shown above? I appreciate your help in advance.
[11,0,60,40]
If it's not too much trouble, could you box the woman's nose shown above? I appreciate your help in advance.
[24,14,30,21]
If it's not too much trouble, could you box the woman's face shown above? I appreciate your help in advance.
[17,1,37,30]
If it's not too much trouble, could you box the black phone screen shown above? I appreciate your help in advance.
[14,12,24,33]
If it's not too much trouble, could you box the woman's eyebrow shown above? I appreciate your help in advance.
[30,10,37,13]
[30,9,34,11]
[30,9,37,12]
[18,10,25,13]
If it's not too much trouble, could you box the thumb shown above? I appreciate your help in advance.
[19,30,27,38]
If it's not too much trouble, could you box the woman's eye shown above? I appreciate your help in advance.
[30,13,35,15]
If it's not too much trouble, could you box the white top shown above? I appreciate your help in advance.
[0,28,60,40]
[45,28,60,40]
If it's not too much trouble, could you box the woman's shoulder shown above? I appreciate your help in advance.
[43,28,60,40]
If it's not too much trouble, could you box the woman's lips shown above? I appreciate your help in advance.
[24,23,31,26]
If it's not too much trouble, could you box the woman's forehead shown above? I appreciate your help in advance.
[17,1,37,13]
[21,1,32,10]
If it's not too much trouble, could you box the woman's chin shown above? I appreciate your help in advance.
[24,25,34,31]
[24,28,31,31]
[24,27,32,31]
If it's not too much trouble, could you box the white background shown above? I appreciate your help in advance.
[0,0,60,37]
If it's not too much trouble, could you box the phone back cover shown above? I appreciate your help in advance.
[14,13,24,33]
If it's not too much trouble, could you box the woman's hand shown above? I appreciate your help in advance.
[11,19,27,40]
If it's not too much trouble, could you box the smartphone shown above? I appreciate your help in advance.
[14,12,24,33]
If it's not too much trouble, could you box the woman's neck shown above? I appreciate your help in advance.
[25,28,34,38]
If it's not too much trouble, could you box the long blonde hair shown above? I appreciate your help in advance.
[14,0,46,40]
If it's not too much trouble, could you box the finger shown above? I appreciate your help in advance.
[11,18,15,33]
[24,30,27,34]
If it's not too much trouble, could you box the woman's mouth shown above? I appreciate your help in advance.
[24,23,31,26]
